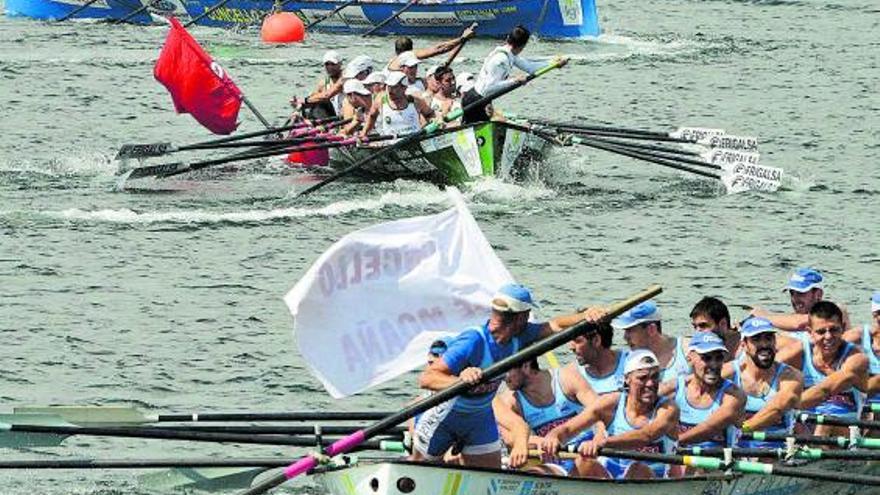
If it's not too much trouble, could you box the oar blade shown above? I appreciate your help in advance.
[14,406,154,425]
[719,161,783,194]
[115,143,174,160]
[0,413,73,448]
[669,127,725,141]
[702,149,760,166]
[124,162,190,180]
[139,466,274,491]
[698,133,759,152]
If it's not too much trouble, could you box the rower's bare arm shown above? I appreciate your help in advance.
[774,334,804,368]
[413,28,473,60]
[678,387,745,445]
[543,306,608,337]
[548,391,616,444]
[492,391,531,467]
[743,367,803,432]
[867,374,880,397]
[842,328,861,344]
[751,309,809,332]
[413,97,436,121]
[800,352,868,408]
[359,100,381,138]
[605,401,680,449]
[307,78,343,104]
[561,364,598,406]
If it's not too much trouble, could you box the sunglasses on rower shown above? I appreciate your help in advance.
[812,325,843,337]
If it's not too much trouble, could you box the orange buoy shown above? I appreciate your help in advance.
[261,12,305,43]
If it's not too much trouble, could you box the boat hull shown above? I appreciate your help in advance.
[179,0,599,38]
[316,459,880,495]
[4,0,187,23]
[327,121,554,185]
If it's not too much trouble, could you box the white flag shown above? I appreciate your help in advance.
[284,188,514,398]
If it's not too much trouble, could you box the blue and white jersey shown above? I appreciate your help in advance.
[578,350,628,395]
[515,368,582,437]
[600,391,675,479]
[660,336,691,383]
[442,321,542,413]
[801,340,863,418]
[731,359,794,447]
[675,376,738,448]
[862,325,880,405]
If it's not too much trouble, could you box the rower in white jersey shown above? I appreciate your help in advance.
[776,301,868,436]
[843,291,880,423]
[672,333,744,456]
[427,66,459,119]
[395,51,427,96]
[338,79,373,136]
[304,53,372,119]
[360,71,435,138]
[723,317,803,448]
[543,350,679,480]
[493,353,598,476]
[613,301,691,386]
[462,25,568,124]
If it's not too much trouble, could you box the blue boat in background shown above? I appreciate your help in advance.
[4,0,186,23]
[181,0,599,38]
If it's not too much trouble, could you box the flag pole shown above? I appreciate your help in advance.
[241,96,273,130]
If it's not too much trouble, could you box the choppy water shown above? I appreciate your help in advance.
[1,0,878,492]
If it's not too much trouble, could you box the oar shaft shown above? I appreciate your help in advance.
[530,118,672,138]
[678,446,880,461]
[571,137,721,179]
[798,412,880,429]
[742,431,880,449]
[142,425,406,435]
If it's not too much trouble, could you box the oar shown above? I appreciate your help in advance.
[0,423,402,447]
[92,424,408,435]
[740,431,880,449]
[872,403,880,413]
[566,135,721,179]
[238,284,662,495]
[13,406,395,424]
[796,412,880,430]
[361,0,420,37]
[56,0,102,21]
[677,446,880,461]
[439,23,478,71]
[305,0,359,30]
[527,118,725,143]
[295,59,565,198]
[116,116,342,160]
[184,0,233,27]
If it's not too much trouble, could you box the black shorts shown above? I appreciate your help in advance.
[461,88,490,124]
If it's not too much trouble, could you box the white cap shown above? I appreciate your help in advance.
[343,79,370,96]
[322,50,342,65]
[425,64,440,78]
[385,71,407,87]
[363,71,386,86]
[624,349,660,375]
[397,50,420,67]
[456,71,475,92]
[343,55,374,79]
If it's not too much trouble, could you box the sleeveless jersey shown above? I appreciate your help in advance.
[801,340,863,418]
[514,368,582,437]
[577,350,628,395]
[323,76,344,116]
[379,93,421,136]
[862,325,880,405]
[660,336,691,383]
[600,391,675,479]
[732,359,793,447]
[675,376,738,448]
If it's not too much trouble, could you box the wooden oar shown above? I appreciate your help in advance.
[56,0,102,21]
[305,0,359,30]
[741,431,880,449]
[796,412,880,430]
[295,59,565,198]
[13,406,394,424]
[677,446,880,461]
[238,284,662,495]
[361,0,420,37]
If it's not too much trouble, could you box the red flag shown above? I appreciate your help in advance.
[154,17,242,135]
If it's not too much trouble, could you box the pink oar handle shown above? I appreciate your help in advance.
[282,430,366,480]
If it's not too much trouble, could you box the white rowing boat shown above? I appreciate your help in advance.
[315,458,880,495]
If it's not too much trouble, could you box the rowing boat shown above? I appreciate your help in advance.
[181,0,600,38]
[327,121,556,184]
[315,458,880,495]
[4,0,188,23]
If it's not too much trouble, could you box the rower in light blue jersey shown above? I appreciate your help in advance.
[414,283,607,468]
[844,291,880,412]
[724,317,803,449]
[569,320,628,396]
[674,333,744,451]
[614,300,690,384]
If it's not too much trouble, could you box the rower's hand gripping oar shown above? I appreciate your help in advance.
[237,284,662,495]
[294,59,566,199]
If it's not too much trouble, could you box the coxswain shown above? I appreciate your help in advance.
[689,296,740,359]
[493,350,599,475]
[413,283,607,468]
[463,25,567,124]
[543,350,678,480]
[338,79,373,136]
[843,291,880,424]
[673,332,744,453]
[724,317,803,448]
[777,301,867,435]
[361,71,435,138]
[386,25,475,71]
[613,301,691,385]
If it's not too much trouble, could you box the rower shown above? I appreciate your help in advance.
[360,71,435,138]
[386,26,475,71]
[395,51,427,96]
[777,301,868,435]
[413,283,607,468]
[674,332,744,452]
[690,297,740,359]
[613,301,690,385]
[567,320,627,396]
[423,64,441,99]
[429,66,459,119]
[303,50,344,119]
[305,55,374,115]
[363,71,386,96]
[493,350,598,475]
[543,350,678,480]
[462,25,568,124]
[843,291,880,423]
[338,79,373,136]
[724,317,803,448]
[750,267,827,333]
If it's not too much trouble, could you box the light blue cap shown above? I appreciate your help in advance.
[491,283,537,313]
[872,291,880,313]
[688,332,727,354]
[783,267,824,293]
[740,317,776,338]
[611,300,661,330]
